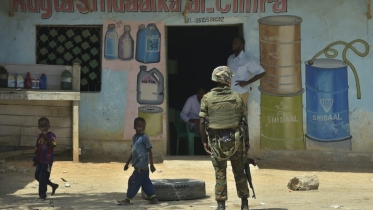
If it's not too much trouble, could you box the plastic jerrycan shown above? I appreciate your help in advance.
[137,65,164,105]
[136,23,160,63]
[61,67,73,90]
[0,65,8,88]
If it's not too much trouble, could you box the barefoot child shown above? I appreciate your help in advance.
[117,117,159,205]
[32,117,59,199]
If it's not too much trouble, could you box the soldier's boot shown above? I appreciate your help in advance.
[241,198,249,210]
[216,200,225,210]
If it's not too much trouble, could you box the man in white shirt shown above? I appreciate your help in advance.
[180,87,207,135]
[227,37,266,107]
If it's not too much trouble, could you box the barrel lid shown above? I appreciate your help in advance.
[138,105,163,113]
[258,15,302,26]
[305,58,347,68]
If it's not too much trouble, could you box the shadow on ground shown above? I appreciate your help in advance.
[0,192,215,210]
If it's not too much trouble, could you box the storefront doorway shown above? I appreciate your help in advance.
[167,25,243,156]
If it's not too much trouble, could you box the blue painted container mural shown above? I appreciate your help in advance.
[305,59,350,141]
[305,40,370,150]
[135,23,161,64]
[104,24,119,60]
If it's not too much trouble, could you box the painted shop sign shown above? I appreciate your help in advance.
[12,0,287,19]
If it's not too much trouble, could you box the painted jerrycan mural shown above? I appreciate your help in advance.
[137,65,164,105]
[135,23,161,63]
[305,39,369,150]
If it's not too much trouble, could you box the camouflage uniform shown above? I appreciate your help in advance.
[199,66,250,201]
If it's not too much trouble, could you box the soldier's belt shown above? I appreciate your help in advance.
[209,129,235,143]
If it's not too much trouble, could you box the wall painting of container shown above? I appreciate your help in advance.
[258,15,305,150]
[136,23,161,64]
[137,65,164,105]
[102,21,166,140]
[305,39,369,151]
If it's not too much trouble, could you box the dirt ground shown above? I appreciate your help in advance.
[0,152,373,210]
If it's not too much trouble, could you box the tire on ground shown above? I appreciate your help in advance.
[141,179,206,201]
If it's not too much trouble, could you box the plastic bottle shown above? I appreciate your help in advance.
[40,73,47,89]
[135,24,145,63]
[31,79,36,89]
[118,25,134,60]
[24,72,32,89]
[16,74,24,88]
[7,74,16,88]
[0,65,8,88]
[36,79,40,89]
[104,24,119,60]
[61,67,72,90]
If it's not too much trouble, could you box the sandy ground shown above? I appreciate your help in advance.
[0,152,373,210]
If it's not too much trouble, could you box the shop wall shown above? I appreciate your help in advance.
[1,0,373,163]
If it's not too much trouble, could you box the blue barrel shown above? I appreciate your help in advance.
[305,58,351,141]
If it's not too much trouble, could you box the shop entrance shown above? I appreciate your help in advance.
[166,25,243,156]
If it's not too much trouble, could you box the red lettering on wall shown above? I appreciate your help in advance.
[152,0,157,12]
[13,0,26,12]
[260,0,266,12]
[215,0,230,13]
[232,0,237,13]
[100,0,112,12]
[245,0,251,12]
[60,0,74,12]
[113,0,124,13]
[11,0,288,18]
[253,0,258,13]
[76,0,89,14]
[91,0,98,11]
[200,0,205,13]
[125,0,138,12]
[27,0,40,13]
[239,0,244,13]
[138,0,151,12]
[273,0,287,13]
[157,0,169,12]
[169,0,181,12]
[40,0,52,19]
[54,0,61,12]
[188,0,199,13]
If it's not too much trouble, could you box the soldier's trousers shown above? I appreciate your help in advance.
[211,146,249,201]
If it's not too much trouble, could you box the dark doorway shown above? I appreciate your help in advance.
[167,25,243,155]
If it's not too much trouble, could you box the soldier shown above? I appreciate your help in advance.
[199,66,250,210]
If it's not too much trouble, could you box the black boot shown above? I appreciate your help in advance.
[241,198,249,210]
[216,200,225,210]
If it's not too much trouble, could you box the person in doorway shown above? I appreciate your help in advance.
[180,87,207,135]
[199,66,251,210]
[117,117,159,205]
[228,36,266,107]
[32,117,59,200]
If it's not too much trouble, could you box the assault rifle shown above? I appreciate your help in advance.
[245,157,257,199]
